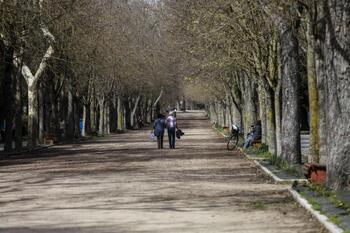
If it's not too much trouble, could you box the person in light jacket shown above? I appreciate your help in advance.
[166,112,178,149]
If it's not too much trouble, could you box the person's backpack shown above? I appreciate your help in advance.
[176,129,185,139]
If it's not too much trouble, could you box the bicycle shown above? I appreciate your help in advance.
[227,124,242,150]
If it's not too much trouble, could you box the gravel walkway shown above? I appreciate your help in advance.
[0,112,326,233]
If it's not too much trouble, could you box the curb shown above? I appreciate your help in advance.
[243,151,308,184]
[288,188,344,233]
[211,125,343,232]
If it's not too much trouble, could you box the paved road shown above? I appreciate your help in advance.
[0,112,325,233]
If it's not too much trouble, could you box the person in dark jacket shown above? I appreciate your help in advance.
[243,121,262,148]
[153,114,166,149]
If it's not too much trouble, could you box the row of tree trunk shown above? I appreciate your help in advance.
[207,0,350,191]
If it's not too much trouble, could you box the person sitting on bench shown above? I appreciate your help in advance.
[243,121,262,149]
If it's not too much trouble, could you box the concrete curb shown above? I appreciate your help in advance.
[252,159,284,182]
[288,188,344,233]
[211,125,343,232]
[246,153,308,184]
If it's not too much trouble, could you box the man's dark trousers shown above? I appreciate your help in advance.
[167,127,176,149]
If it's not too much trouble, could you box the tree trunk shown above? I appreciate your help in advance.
[242,77,257,139]
[27,85,39,147]
[74,98,80,138]
[85,104,91,136]
[104,102,110,135]
[324,0,350,190]
[66,88,74,139]
[279,17,301,164]
[38,83,44,144]
[258,85,267,144]
[90,99,96,134]
[3,46,14,152]
[117,96,123,131]
[314,1,328,166]
[14,70,23,151]
[130,95,141,128]
[306,13,320,163]
[124,98,131,129]
[275,42,283,157]
[110,97,117,132]
[82,105,87,137]
[98,98,104,136]
[265,86,276,155]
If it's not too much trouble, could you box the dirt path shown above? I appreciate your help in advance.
[0,111,325,233]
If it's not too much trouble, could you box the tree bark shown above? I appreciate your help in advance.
[82,105,87,137]
[324,0,350,190]
[279,17,301,164]
[27,85,39,147]
[3,46,14,152]
[258,85,267,144]
[98,98,104,136]
[275,41,283,157]
[306,13,320,163]
[313,1,328,166]
[66,87,74,139]
[14,69,23,151]
[130,95,141,128]
[38,83,44,144]
[265,86,276,155]
[117,96,123,131]
[73,97,80,138]
[242,77,257,139]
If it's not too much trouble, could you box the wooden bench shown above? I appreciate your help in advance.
[251,139,262,148]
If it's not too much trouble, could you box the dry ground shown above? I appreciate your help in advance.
[0,111,326,233]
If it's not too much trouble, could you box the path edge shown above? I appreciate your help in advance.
[288,188,344,233]
[212,125,344,233]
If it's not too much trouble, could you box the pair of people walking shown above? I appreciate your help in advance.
[153,111,178,149]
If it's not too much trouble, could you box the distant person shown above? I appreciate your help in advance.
[166,111,178,149]
[153,114,166,149]
[243,121,262,149]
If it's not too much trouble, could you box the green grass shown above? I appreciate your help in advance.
[244,144,299,176]
[300,193,323,212]
[213,124,229,136]
[329,215,341,225]
[307,183,350,215]
[244,143,268,155]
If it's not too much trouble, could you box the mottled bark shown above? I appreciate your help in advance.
[74,98,80,138]
[130,95,141,128]
[279,17,301,164]
[14,70,22,150]
[27,85,39,147]
[313,1,328,166]
[258,85,267,144]
[242,77,257,139]
[3,46,14,152]
[124,97,131,129]
[324,0,350,190]
[66,87,74,139]
[117,96,123,131]
[82,105,87,137]
[307,13,320,163]
[98,98,104,136]
[38,83,44,144]
[265,86,276,155]
[275,79,282,157]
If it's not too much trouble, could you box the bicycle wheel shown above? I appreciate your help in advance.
[227,133,239,150]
